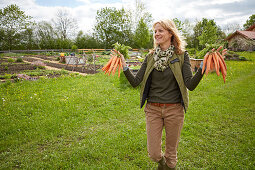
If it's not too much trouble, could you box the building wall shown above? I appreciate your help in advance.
[228,35,255,51]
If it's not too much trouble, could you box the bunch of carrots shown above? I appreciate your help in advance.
[202,46,228,83]
[101,49,123,77]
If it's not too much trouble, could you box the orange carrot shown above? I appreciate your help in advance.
[213,52,220,76]
[216,51,227,71]
[118,58,122,77]
[205,54,213,75]
[112,58,120,75]
[102,56,114,71]
[221,49,228,57]
[202,52,209,74]
[108,55,118,75]
[217,46,223,52]
[218,58,227,83]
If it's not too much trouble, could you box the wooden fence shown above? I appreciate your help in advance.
[0,49,141,53]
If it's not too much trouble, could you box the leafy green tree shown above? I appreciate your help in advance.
[134,18,151,48]
[35,21,57,49]
[75,31,101,49]
[173,18,193,48]
[198,21,218,48]
[243,14,255,29]
[94,7,133,48]
[20,28,38,50]
[193,18,224,50]
[132,0,153,49]
[0,4,32,50]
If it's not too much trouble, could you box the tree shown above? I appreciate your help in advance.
[20,27,38,50]
[134,18,150,48]
[52,9,78,40]
[198,21,218,48]
[222,23,242,36]
[193,18,224,49]
[75,31,101,49]
[133,0,152,30]
[173,18,193,47]
[94,7,133,48]
[243,14,255,29]
[132,0,153,49]
[35,21,57,49]
[0,4,32,50]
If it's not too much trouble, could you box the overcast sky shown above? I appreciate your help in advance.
[0,0,254,34]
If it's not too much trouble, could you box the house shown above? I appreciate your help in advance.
[226,24,255,51]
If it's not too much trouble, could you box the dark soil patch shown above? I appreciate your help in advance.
[0,63,36,74]
[23,56,102,74]
[0,57,37,75]
[29,55,58,61]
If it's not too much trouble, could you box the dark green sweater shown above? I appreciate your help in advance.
[124,53,203,104]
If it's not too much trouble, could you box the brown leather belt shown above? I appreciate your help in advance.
[148,102,180,107]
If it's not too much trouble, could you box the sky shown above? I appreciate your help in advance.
[0,0,254,34]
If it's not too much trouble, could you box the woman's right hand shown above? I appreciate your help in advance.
[113,49,127,68]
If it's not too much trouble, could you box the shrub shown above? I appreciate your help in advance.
[186,48,197,56]
[31,61,46,69]
[239,56,247,61]
[101,51,111,55]
[7,58,15,62]
[71,45,78,52]
[0,73,13,79]
[16,57,23,62]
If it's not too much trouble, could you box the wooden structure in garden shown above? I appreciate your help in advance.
[65,51,96,73]
[226,24,255,51]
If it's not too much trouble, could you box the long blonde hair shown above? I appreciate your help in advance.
[152,19,187,55]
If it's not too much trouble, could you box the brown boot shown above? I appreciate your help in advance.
[157,157,166,170]
[164,164,176,170]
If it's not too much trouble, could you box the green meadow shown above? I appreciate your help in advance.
[0,52,254,169]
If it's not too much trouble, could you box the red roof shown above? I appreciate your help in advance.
[226,30,255,41]
[246,23,255,31]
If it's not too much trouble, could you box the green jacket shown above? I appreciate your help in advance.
[124,51,203,112]
[140,52,188,111]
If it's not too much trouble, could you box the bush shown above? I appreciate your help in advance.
[225,51,240,60]
[31,61,46,69]
[71,45,78,52]
[7,58,15,62]
[186,48,197,56]
[239,56,247,61]
[101,51,111,55]
[0,73,13,79]
[16,57,23,62]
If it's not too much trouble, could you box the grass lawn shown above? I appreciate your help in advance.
[0,53,255,169]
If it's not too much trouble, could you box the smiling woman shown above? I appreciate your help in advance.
[120,19,206,169]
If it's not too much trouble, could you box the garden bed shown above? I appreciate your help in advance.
[22,56,102,74]
[0,55,104,83]
[0,57,37,74]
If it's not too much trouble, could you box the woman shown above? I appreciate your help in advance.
[119,19,204,169]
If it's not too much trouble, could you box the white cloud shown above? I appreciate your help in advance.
[0,0,254,33]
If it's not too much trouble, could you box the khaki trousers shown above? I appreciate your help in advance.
[144,103,184,168]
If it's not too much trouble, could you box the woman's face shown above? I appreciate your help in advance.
[154,23,172,48]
